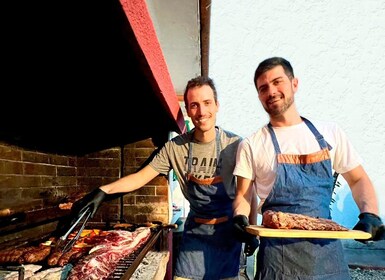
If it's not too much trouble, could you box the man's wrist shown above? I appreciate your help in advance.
[359,212,381,220]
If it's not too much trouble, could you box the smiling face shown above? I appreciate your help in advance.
[185,84,219,141]
[256,65,298,118]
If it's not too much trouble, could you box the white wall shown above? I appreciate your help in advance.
[210,0,385,226]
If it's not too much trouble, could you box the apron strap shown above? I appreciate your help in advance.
[267,117,332,154]
[302,117,332,150]
[194,216,229,224]
[267,123,281,154]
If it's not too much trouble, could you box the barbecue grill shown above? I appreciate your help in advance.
[0,220,173,280]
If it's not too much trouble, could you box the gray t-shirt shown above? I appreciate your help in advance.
[149,127,242,200]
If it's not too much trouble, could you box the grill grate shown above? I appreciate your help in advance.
[0,225,166,280]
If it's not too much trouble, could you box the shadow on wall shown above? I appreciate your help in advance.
[330,183,360,228]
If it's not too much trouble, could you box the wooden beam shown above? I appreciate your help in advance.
[200,0,211,77]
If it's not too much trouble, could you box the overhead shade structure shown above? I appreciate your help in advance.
[1,0,186,155]
[121,0,186,134]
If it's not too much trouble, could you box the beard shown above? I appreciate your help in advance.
[263,95,294,117]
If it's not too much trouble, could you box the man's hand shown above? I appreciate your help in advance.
[233,215,259,256]
[233,215,250,241]
[71,188,107,218]
[353,212,385,242]
[55,188,122,237]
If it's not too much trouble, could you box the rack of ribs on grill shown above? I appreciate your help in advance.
[67,227,151,280]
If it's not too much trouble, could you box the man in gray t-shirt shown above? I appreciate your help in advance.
[68,76,258,280]
[149,126,240,206]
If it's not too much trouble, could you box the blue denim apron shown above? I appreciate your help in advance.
[174,131,242,280]
[257,117,350,280]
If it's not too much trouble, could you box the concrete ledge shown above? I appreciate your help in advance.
[342,240,385,269]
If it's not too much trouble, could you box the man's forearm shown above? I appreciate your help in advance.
[233,176,254,216]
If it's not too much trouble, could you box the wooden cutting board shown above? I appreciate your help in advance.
[246,225,371,239]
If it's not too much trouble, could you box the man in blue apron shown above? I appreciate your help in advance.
[67,76,258,279]
[232,57,385,279]
[173,129,242,279]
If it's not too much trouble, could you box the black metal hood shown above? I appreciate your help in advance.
[1,0,185,155]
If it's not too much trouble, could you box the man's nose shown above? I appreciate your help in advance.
[267,85,277,96]
[198,105,207,114]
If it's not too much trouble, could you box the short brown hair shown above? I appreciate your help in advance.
[254,57,295,89]
[183,76,218,105]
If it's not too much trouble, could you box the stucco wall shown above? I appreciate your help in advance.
[210,0,385,226]
[146,0,201,94]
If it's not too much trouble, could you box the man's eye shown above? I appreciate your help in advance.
[274,80,282,86]
[259,88,267,95]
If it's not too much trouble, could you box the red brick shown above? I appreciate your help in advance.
[22,151,50,164]
[0,160,23,175]
[57,166,77,176]
[23,162,56,176]
[0,144,22,161]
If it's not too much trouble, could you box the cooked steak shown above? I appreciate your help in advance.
[262,210,348,231]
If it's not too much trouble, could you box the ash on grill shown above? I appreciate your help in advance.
[129,251,170,280]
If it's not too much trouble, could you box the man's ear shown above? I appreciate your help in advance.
[292,77,299,93]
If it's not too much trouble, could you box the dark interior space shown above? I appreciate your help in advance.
[1,0,182,155]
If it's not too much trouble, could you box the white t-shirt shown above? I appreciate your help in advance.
[233,119,362,212]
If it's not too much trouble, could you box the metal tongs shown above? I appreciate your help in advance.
[55,207,92,253]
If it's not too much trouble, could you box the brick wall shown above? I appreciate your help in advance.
[120,139,170,224]
[0,144,79,210]
[84,139,170,225]
[0,138,170,249]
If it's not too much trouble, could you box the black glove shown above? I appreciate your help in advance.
[55,189,122,237]
[233,215,250,241]
[71,188,107,218]
[353,212,385,243]
[233,215,260,256]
